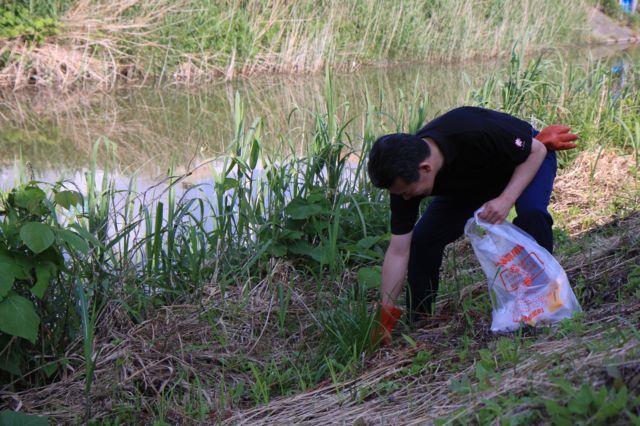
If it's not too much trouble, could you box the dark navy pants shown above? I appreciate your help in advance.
[406,148,557,320]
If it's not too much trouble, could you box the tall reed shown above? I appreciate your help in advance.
[1,0,592,89]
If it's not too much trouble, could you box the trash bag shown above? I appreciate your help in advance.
[464,210,581,332]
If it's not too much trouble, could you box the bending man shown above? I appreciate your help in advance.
[367,106,577,344]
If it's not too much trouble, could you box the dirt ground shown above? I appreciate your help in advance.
[590,7,640,43]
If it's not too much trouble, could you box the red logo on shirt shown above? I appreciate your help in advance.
[514,138,524,149]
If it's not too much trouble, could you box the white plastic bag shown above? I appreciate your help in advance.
[464,210,581,332]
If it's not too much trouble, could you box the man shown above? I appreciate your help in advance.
[367,106,577,345]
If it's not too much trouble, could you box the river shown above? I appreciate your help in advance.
[0,43,638,193]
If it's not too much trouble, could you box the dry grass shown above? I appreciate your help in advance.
[225,306,639,425]
[1,152,639,424]
[0,0,593,90]
[552,150,639,235]
[0,260,324,423]
[0,0,177,91]
[222,214,640,425]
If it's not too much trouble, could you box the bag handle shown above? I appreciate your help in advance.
[470,208,501,315]
[473,208,493,228]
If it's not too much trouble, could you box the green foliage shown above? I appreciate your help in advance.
[262,188,384,271]
[627,264,640,295]
[543,382,639,425]
[0,4,59,44]
[407,350,433,375]
[318,286,378,368]
[0,182,92,386]
[600,0,624,16]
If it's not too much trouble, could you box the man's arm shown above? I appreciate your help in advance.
[380,232,412,305]
[479,138,547,224]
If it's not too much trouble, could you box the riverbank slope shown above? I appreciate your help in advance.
[0,0,597,90]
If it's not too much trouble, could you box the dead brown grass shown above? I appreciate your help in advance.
[552,150,639,235]
[1,214,638,424]
[0,0,177,91]
[0,151,638,424]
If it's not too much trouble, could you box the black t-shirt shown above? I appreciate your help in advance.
[390,106,533,235]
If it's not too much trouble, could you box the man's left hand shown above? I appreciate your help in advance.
[536,125,578,151]
[478,196,513,224]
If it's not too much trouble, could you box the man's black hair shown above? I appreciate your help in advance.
[367,133,431,189]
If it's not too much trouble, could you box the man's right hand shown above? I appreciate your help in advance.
[371,304,402,346]
[536,125,578,151]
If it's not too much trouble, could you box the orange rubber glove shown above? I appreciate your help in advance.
[371,304,402,346]
[536,125,578,151]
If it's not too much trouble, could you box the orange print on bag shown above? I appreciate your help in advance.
[496,244,525,267]
[497,245,548,292]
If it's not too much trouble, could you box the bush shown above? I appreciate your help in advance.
[0,183,92,388]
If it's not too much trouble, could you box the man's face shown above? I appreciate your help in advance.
[388,166,434,200]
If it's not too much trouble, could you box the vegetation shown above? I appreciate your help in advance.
[0,0,594,89]
[0,51,638,423]
[598,0,640,28]
[0,3,59,44]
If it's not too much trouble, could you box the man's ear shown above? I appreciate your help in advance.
[418,161,432,174]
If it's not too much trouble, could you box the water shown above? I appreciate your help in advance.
[0,43,638,191]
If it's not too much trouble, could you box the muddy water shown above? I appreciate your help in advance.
[0,44,638,191]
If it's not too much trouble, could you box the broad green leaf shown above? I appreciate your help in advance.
[222,178,238,192]
[249,138,260,169]
[42,361,58,378]
[357,267,381,290]
[69,224,101,248]
[280,229,303,240]
[19,223,54,254]
[54,190,81,210]
[32,261,57,299]
[285,199,322,219]
[306,190,328,204]
[13,186,46,215]
[356,236,380,249]
[11,255,35,280]
[0,410,49,426]
[0,350,21,376]
[311,220,329,233]
[0,294,40,343]
[0,250,11,262]
[56,229,89,254]
[289,241,325,263]
[268,244,287,257]
[0,262,20,300]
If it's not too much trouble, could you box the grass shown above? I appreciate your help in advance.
[0,0,594,90]
[0,54,639,423]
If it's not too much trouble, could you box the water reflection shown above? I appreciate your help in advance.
[0,44,638,189]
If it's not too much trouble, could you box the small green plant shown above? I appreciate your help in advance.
[543,381,640,425]
[627,264,640,296]
[408,350,433,375]
[0,4,59,44]
[474,349,499,391]
[318,287,378,370]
